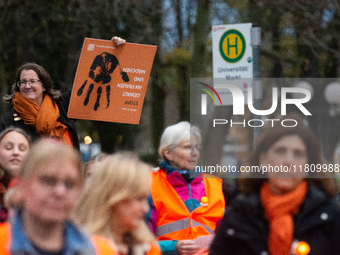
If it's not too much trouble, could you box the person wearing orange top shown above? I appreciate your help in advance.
[0,62,79,148]
[0,127,30,222]
[0,36,126,149]
[0,139,117,254]
[148,121,225,255]
[210,114,340,255]
[74,152,161,255]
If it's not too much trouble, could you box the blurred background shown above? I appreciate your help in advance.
[1,0,340,167]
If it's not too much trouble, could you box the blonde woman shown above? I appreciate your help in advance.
[74,153,161,255]
[0,139,116,254]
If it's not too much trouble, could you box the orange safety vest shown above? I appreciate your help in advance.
[0,222,117,255]
[150,170,225,241]
[92,235,119,255]
[147,242,162,255]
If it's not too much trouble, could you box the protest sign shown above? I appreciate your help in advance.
[68,38,157,124]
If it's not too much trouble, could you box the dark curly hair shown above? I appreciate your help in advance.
[3,63,60,103]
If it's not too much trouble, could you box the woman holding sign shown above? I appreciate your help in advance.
[0,36,125,149]
[147,121,225,255]
[210,114,340,255]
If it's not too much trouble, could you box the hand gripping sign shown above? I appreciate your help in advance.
[68,38,157,124]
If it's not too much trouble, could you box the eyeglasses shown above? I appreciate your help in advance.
[17,79,40,88]
[178,144,201,153]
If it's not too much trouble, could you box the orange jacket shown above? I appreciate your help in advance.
[147,242,162,255]
[92,235,118,255]
[0,222,117,255]
[150,170,225,241]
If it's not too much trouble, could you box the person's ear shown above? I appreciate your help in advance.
[163,147,173,162]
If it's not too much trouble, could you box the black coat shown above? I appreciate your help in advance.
[210,186,340,255]
[0,91,79,150]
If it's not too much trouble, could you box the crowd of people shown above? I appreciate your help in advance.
[0,36,340,255]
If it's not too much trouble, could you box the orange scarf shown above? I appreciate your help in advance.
[13,92,71,145]
[260,181,307,255]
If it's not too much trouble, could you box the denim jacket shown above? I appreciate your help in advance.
[7,210,96,255]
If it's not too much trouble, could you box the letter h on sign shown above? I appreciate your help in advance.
[227,37,237,56]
